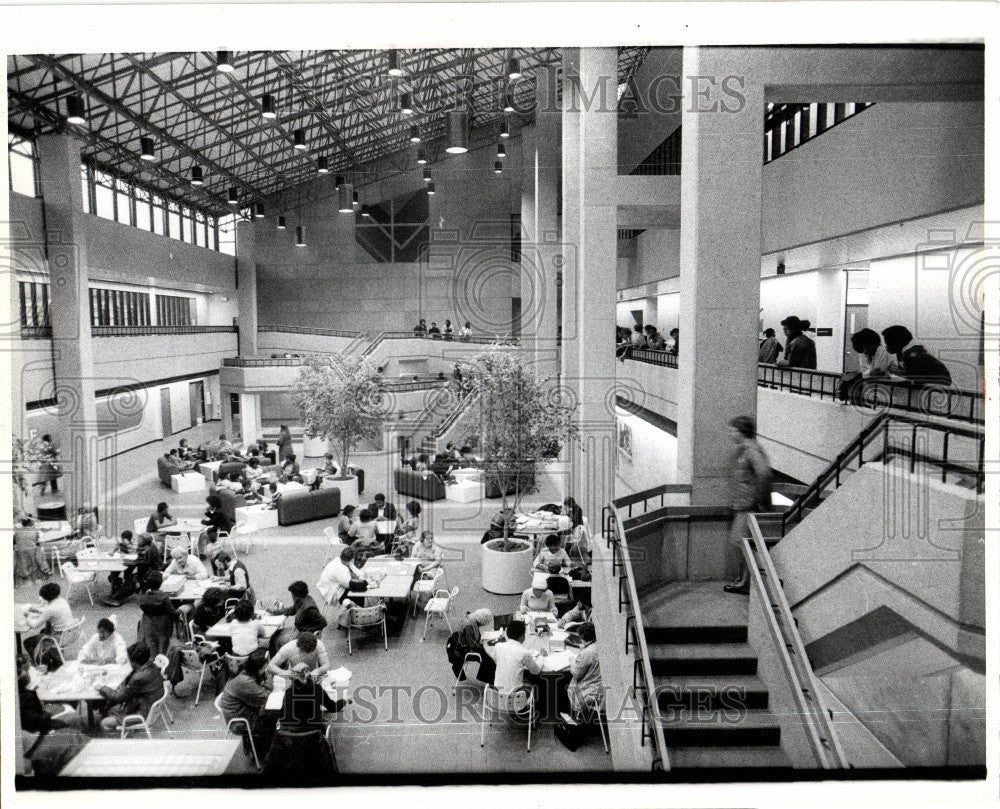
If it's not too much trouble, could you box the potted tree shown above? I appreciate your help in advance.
[464,344,578,594]
[293,354,387,507]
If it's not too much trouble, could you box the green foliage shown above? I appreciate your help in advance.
[463,344,578,511]
[292,354,387,474]
[12,431,45,519]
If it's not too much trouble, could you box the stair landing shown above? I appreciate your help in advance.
[639,580,749,628]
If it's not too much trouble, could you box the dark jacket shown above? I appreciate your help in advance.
[899,346,952,387]
[368,501,398,521]
[782,334,817,369]
[137,591,179,656]
[202,508,234,535]
[105,662,165,719]
[218,671,270,723]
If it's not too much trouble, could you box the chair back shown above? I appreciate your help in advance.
[485,685,530,715]
[224,653,249,675]
[447,586,460,600]
[54,617,85,649]
[421,568,444,583]
[179,646,203,668]
[349,603,385,627]
[213,693,227,720]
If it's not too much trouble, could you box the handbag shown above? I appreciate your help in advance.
[348,578,369,593]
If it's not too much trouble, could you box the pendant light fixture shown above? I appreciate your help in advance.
[427,182,436,196]
[507,56,522,80]
[228,187,239,205]
[317,156,330,174]
[399,92,414,116]
[409,125,421,144]
[190,166,204,186]
[352,190,360,210]
[296,225,306,246]
[140,136,156,162]
[261,93,277,119]
[387,49,406,77]
[254,202,265,219]
[494,161,503,174]
[277,215,287,230]
[497,141,506,159]
[65,93,87,125]
[503,89,516,114]
[445,109,469,154]
[338,182,354,213]
[500,116,511,139]
[335,175,345,189]
[422,168,432,183]
[416,146,428,165]
[216,50,235,73]
[293,128,307,150]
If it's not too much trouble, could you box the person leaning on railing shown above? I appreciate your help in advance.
[838,328,892,404]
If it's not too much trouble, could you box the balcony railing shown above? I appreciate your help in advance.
[91,324,237,337]
[258,325,368,339]
[20,325,52,339]
[223,356,303,367]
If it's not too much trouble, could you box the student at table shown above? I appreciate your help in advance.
[317,547,364,627]
[78,618,129,665]
[332,504,357,544]
[137,572,181,656]
[134,534,163,593]
[165,546,209,580]
[14,516,44,581]
[146,501,177,535]
[23,582,76,660]
[394,500,422,553]
[101,531,139,607]
[488,619,543,719]
[192,587,227,635]
[411,530,443,573]
[519,573,558,617]
[567,623,603,718]
[347,509,379,551]
[213,551,252,602]
[268,632,331,679]
[532,534,572,574]
[98,642,165,733]
[219,650,276,757]
[226,601,263,656]
[368,492,397,521]
[245,456,265,481]
[199,494,234,557]
[273,581,328,641]
[557,601,591,630]
[448,608,497,685]
[18,654,81,736]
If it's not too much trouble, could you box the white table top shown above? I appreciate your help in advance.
[60,738,241,777]
[160,518,205,534]
[515,513,572,535]
[34,662,131,703]
[75,552,137,572]
[482,616,578,673]
[277,481,308,494]
[265,668,352,712]
[356,557,419,599]
[205,612,285,640]
[36,521,74,543]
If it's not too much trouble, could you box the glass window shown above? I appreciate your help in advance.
[134,187,152,231]
[115,178,133,226]
[218,213,237,256]
[94,170,115,220]
[194,212,207,248]
[81,164,91,213]
[168,203,182,241]
[151,195,166,236]
[8,135,38,197]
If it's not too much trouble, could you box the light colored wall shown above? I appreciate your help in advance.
[614,406,677,495]
[760,268,846,372]
[90,332,237,388]
[616,359,678,424]
[256,331,359,356]
[632,228,680,288]
[617,47,683,174]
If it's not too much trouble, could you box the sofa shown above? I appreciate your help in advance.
[277,488,341,527]
[213,487,247,524]
[483,469,536,499]
[394,468,446,501]
[157,455,183,487]
[214,461,247,482]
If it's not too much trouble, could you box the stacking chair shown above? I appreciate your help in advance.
[61,562,97,606]
[214,693,261,769]
[31,635,65,669]
[410,568,444,616]
[323,527,340,565]
[452,651,484,694]
[181,621,220,705]
[480,685,535,751]
[214,529,238,560]
[421,586,459,641]
[346,603,387,655]
[52,616,86,655]
[585,695,610,754]
[120,682,173,738]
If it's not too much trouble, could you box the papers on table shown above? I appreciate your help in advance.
[540,650,575,672]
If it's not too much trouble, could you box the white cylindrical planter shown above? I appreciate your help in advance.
[303,434,330,458]
[481,538,533,595]
[323,474,359,508]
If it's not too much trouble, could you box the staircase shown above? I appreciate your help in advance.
[641,604,791,769]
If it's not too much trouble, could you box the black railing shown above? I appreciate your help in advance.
[612,483,693,520]
[92,325,237,337]
[625,348,678,368]
[222,356,302,367]
[20,325,52,339]
[258,325,367,339]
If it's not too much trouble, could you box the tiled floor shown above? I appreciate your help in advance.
[17,431,611,779]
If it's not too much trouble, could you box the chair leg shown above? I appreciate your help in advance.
[144,721,153,740]
[195,664,206,705]
[480,692,489,747]
[421,610,432,642]
[85,583,94,607]
[527,701,532,752]
[382,619,388,650]
[347,626,352,655]
[246,729,260,769]
[443,609,453,633]
[597,711,609,754]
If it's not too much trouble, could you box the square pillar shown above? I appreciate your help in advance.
[236,220,258,355]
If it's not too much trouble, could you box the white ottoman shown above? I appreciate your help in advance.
[446,480,484,503]
[171,472,205,493]
[200,461,222,483]
[235,505,279,530]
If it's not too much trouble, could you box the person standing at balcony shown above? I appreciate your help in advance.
[777,316,817,369]
[838,328,892,403]
[668,328,679,355]
[413,319,427,336]
[881,325,952,387]
[757,328,782,365]
[459,321,472,341]
[277,424,294,462]
[724,416,773,595]
[643,325,666,350]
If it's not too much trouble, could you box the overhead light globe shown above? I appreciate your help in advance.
[139,136,156,162]
[445,109,469,154]
[216,50,235,73]
[65,94,87,125]
[190,166,204,186]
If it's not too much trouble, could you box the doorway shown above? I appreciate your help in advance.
[189,380,205,426]
[843,304,869,375]
[159,387,172,437]
[230,393,242,442]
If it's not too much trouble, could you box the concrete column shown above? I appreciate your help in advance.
[562,47,619,525]
[236,220,258,356]
[815,267,846,373]
[238,393,261,445]
[520,123,538,355]
[533,65,562,381]
[36,135,100,513]
[677,47,766,505]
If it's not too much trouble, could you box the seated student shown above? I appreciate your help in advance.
[518,573,558,617]
[218,471,245,493]
[487,620,543,713]
[146,501,177,535]
[23,582,76,660]
[332,505,358,544]
[320,453,340,477]
[164,546,209,580]
[78,618,129,665]
[219,650,277,756]
[448,608,497,685]
[136,572,180,657]
[225,601,263,657]
[97,643,165,733]
[430,452,456,479]
[347,509,379,551]
[317,547,364,626]
[411,530,443,573]
[158,449,188,482]
[532,534,572,574]
[18,654,81,736]
[213,551,252,601]
[272,582,328,643]
[567,623,603,718]
[191,587,227,635]
[369,493,397,521]
[280,453,302,483]
[133,534,163,593]
[268,631,331,679]
[557,601,591,630]
[102,531,139,605]
[73,505,99,538]
[394,500,422,552]
[199,495,234,557]
[278,664,349,727]
[178,438,203,463]
[413,453,431,473]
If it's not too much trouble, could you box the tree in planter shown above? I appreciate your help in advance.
[292,354,388,477]
[12,431,46,520]
[464,344,578,549]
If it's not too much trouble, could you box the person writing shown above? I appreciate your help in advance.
[566,623,603,718]
[518,573,558,617]
[146,501,177,535]
[532,534,571,574]
[411,530,443,573]
[23,582,75,659]
[267,631,330,679]
[488,620,543,718]
[164,546,209,580]
[226,601,263,657]
[218,650,276,758]
[78,618,129,665]
[97,643,165,733]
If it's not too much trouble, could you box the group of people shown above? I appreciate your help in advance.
[413,319,473,340]
[401,442,477,482]
[616,324,677,360]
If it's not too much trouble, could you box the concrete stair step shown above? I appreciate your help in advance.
[659,709,782,747]
[644,625,748,645]
[653,674,770,711]
[668,744,792,769]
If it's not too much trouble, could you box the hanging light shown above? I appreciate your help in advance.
[227,187,239,205]
[335,175,345,189]
[503,88,516,114]
[65,94,87,125]
[416,146,428,165]
[387,49,406,77]
[139,136,156,162]
[317,156,330,174]
[409,125,421,144]
[494,161,503,174]
[427,182,436,196]
[295,225,306,246]
[261,93,277,119]
[422,168,432,183]
[399,92,414,116]
[277,215,287,230]
[497,142,506,159]
[445,109,469,154]
[507,56,522,80]
[500,116,511,139]
[352,190,360,210]
[338,183,354,212]
[216,50,235,73]
[293,128,307,150]
[254,202,265,219]
[190,166,204,186]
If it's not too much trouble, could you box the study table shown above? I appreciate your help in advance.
[160,518,207,558]
[204,611,285,649]
[33,661,132,725]
[60,738,242,777]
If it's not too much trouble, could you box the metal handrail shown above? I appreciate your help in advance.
[431,390,477,439]
[364,330,518,357]
[745,514,848,768]
[624,347,678,368]
[603,504,670,770]
[20,326,52,339]
[91,325,237,337]
[222,356,303,367]
[258,325,367,339]
[613,484,693,519]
